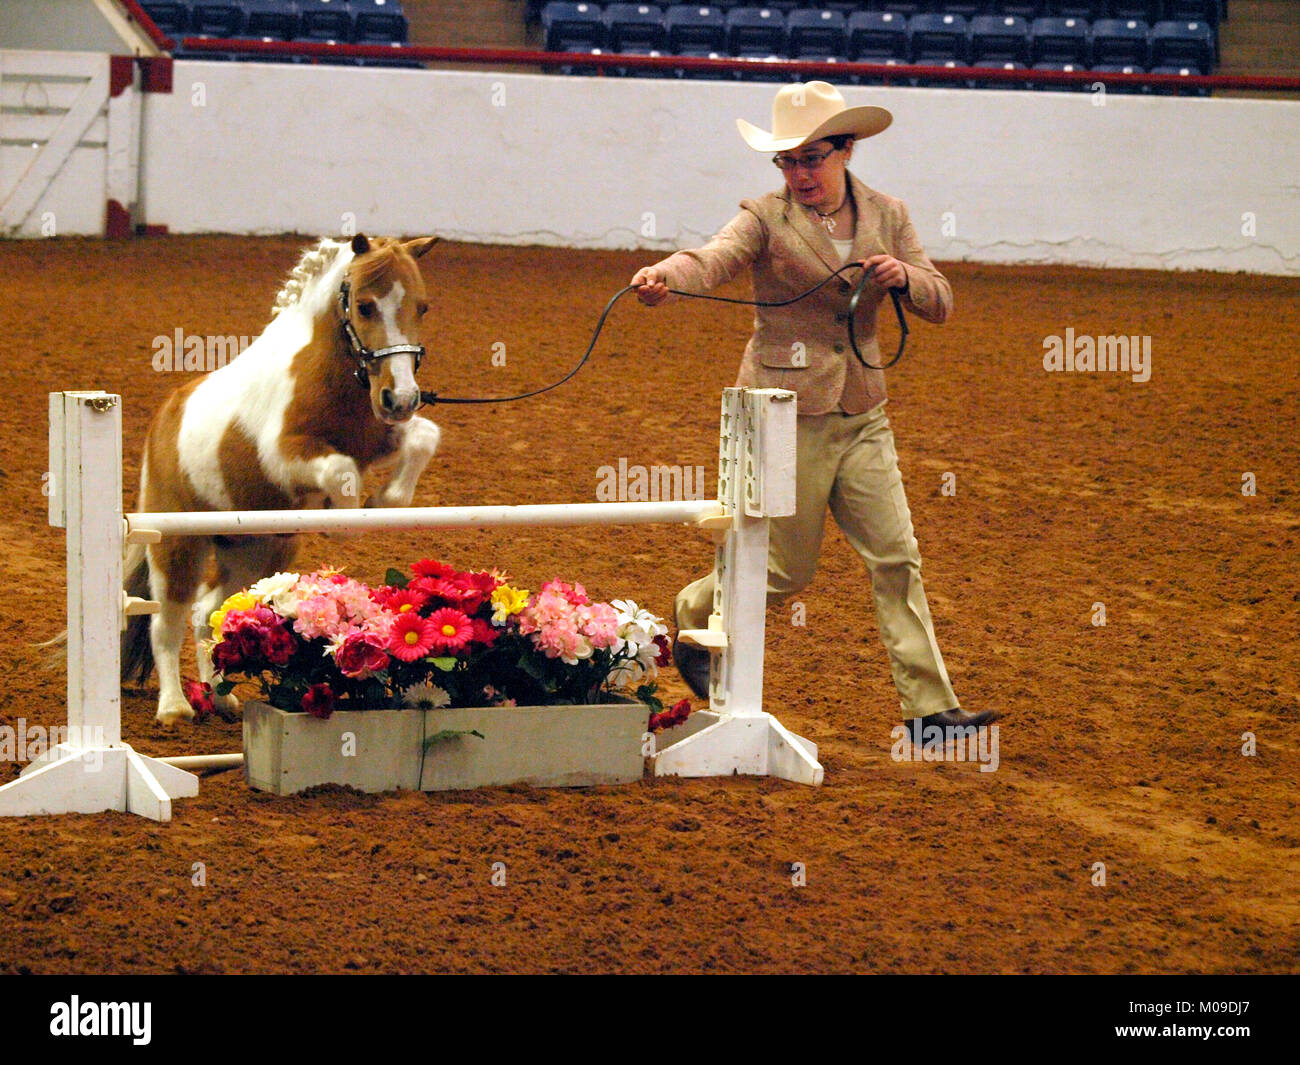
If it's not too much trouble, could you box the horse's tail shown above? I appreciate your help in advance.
[121,541,154,685]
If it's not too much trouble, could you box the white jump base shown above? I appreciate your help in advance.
[0,388,822,824]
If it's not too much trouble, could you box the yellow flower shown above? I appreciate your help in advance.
[490,584,530,624]
[208,591,257,640]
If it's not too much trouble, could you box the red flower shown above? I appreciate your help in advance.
[653,634,671,667]
[211,638,246,674]
[649,698,692,733]
[301,683,336,719]
[371,586,429,615]
[262,624,296,666]
[183,680,214,720]
[469,616,500,648]
[427,607,473,654]
[389,612,438,662]
[336,630,390,679]
[411,558,459,580]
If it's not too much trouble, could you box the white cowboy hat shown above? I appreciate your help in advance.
[736,81,893,153]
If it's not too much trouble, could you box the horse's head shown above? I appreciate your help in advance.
[338,233,438,424]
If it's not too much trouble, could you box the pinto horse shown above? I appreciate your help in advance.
[122,233,442,724]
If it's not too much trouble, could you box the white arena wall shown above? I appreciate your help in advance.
[33,57,1300,274]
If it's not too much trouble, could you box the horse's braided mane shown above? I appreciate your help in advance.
[270,237,347,317]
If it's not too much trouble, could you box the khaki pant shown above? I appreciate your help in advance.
[675,403,959,719]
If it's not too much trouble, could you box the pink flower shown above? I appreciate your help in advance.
[293,593,344,641]
[335,630,390,679]
[579,603,620,649]
[183,680,214,720]
[389,613,437,662]
[427,607,473,654]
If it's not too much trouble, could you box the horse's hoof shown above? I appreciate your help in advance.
[213,691,241,723]
[156,702,195,727]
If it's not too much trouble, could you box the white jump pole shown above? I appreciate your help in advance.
[652,388,823,785]
[0,392,199,822]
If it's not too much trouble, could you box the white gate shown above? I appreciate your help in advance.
[0,49,140,237]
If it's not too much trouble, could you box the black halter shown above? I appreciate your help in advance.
[337,279,426,389]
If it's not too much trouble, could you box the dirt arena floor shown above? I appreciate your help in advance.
[0,235,1296,975]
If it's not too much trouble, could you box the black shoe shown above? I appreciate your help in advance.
[905,707,1000,744]
[672,633,711,700]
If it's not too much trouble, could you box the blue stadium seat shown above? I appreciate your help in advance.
[1031,61,1086,90]
[1165,0,1219,25]
[1028,16,1087,65]
[352,0,407,43]
[604,4,668,52]
[1108,1,1161,21]
[1043,1,1104,17]
[242,1,301,40]
[913,59,971,89]
[909,13,969,64]
[856,56,908,86]
[846,11,908,61]
[612,47,673,78]
[865,0,926,15]
[673,47,736,79]
[299,0,353,41]
[786,9,846,58]
[972,60,1030,90]
[140,2,190,34]
[1091,62,1146,93]
[1150,19,1215,73]
[942,1,987,17]
[542,2,605,51]
[1148,63,1210,95]
[970,15,1030,64]
[666,5,726,53]
[190,2,242,35]
[736,55,797,82]
[999,1,1044,17]
[726,7,785,57]
[1090,18,1150,67]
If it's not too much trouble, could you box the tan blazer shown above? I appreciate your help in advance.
[652,172,952,415]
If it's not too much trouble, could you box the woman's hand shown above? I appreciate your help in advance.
[631,266,673,306]
[861,254,909,292]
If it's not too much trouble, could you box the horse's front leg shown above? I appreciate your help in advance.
[367,416,441,508]
[281,439,367,510]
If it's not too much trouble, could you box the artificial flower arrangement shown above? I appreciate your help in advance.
[191,558,693,732]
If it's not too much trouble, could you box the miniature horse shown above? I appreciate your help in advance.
[122,234,442,724]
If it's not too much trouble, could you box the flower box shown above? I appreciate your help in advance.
[242,699,650,796]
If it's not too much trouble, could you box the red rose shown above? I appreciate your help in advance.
[650,698,692,732]
[301,683,336,719]
[183,680,214,720]
[336,630,390,679]
[469,617,500,648]
[261,624,296,666]
[211,638,246,674]
[654,634,671,667]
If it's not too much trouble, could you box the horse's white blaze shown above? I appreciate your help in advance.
[376,280,420,406]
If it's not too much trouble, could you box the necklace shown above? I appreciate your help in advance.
[811,196,847,221]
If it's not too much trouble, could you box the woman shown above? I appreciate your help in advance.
[632,81,997,740]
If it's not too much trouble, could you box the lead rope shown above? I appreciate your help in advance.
[418,261,908,408]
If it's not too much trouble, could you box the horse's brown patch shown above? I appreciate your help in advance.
[218,420,293,510]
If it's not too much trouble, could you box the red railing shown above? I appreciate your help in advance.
[117,0,176,50]
[173,38,1300,94]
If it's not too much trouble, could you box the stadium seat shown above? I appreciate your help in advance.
[913,59,971,89]
[908,13,969,64]
[1043,1,1104,17]
[1028,16,1088,65]
[1030,61,1086,90]
[865,1,926,15]
[605,4,668,52]
[190,2,243,36]
[673,46,735,79]
[1091,62,1146,94]
[972,60,1030,91]
[999,1,1045,17]
[666,5,727,53]
[1148,63,1210,95]
[970,15,1030,65]
[786,9,846,58]
[726,7,785,57]
[352,0,407,43]
[542,2,606,51]
[1090,18,1150,67]
[736,55,798,82]
[1165,0,1219,25]
[1150,20,1215,73]
[299,0,353,41]
[242,0,301,40]
[1108,1,1161,21]
[140,2,190,35]
[846,11,908,61]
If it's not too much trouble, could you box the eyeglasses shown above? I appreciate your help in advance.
[772,148,837,172]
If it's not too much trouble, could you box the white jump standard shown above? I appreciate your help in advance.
[0,387,822,823]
